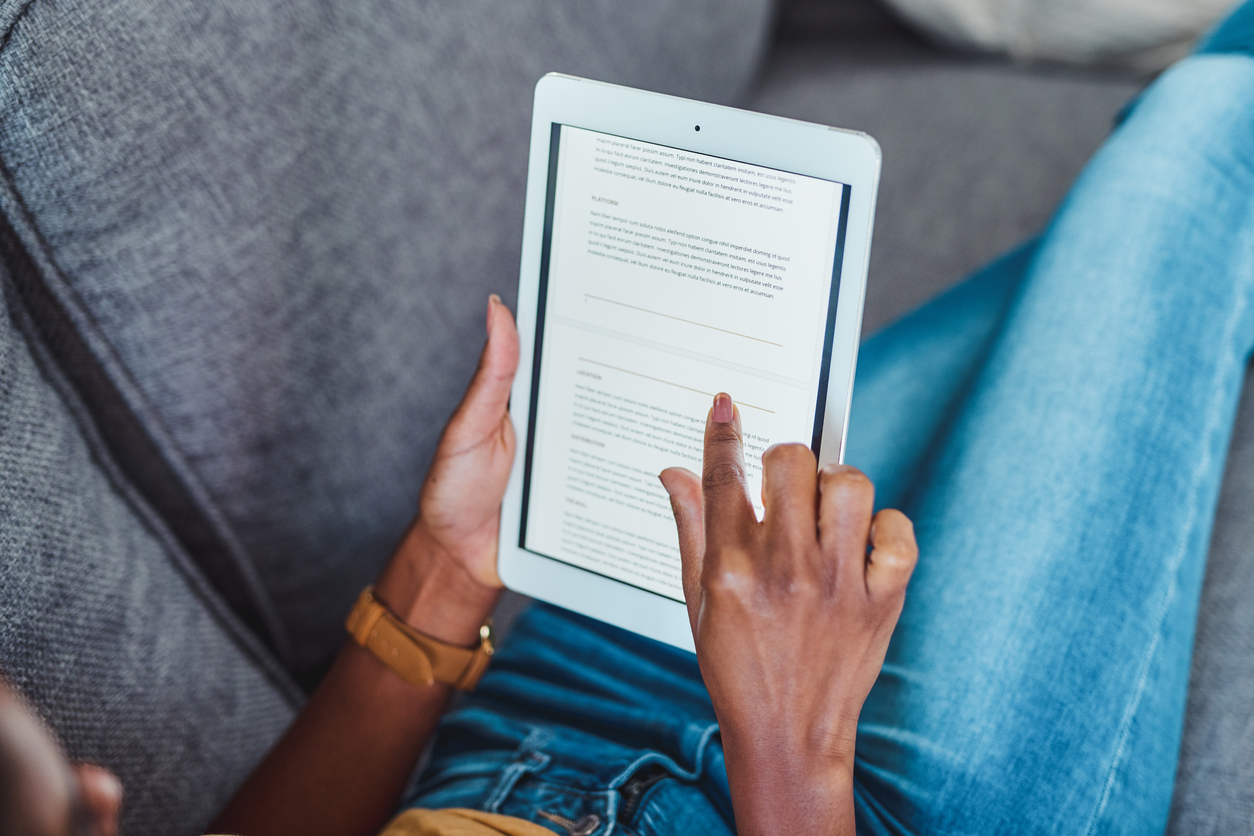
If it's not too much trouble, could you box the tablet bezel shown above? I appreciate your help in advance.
[498,73,881,652]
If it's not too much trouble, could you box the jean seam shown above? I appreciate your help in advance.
[1082,198,1254,835]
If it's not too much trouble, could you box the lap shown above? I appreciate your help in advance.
[405,604,732,835]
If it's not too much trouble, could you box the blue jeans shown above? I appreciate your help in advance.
[404,10,1254,834]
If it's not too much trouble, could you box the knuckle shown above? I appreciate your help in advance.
[781,571,824,602]
[763,442,814,468]
[874,509,919,559]
[704,561,754,598]
[871,537,918,581]
[877,544,917,573]
[703,460,745,492]
[820,465,874,498]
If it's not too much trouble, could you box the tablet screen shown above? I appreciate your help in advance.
[519,123,852,602]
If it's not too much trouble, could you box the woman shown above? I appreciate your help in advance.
[213,7,1254,830]
[4,4,1252,835]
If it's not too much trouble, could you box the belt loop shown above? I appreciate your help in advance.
[482,728,554,813]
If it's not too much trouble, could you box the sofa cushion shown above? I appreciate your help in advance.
[0,236,300,834]
[0,0,776,679]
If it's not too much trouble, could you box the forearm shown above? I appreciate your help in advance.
[211,526,499,836]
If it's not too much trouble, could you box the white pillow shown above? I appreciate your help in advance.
[882,0,1240,69]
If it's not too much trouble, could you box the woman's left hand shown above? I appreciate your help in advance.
[215,296,521,836]
[375,294,519,635]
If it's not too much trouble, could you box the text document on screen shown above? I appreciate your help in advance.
[521,124,851,602]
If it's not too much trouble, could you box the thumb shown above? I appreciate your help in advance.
[446,295,520,447]
[660,466,704,631]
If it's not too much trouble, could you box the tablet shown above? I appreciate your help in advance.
[498,74,880,651]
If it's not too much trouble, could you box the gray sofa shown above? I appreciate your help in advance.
[0,0,1248,833]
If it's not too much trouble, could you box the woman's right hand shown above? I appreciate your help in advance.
[660,393,918,836]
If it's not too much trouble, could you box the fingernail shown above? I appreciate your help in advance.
[487,293,500,335]
[712,393,733,423]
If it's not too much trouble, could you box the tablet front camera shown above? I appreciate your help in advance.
[694,125,700,131]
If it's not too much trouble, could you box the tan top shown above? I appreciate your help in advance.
[206,808,551,836]
[379,808,554,836]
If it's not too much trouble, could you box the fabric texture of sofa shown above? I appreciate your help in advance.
[0,0,1249,832]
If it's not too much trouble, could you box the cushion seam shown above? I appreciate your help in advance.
[0,149,298,677]
[1,262,305,708]
[0,0,37,58]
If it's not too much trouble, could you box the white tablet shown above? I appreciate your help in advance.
[499,74,880,651]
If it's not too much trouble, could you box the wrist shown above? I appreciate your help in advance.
[723,737,855,836]
[374,523,501,646]
[719,724,857,836]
